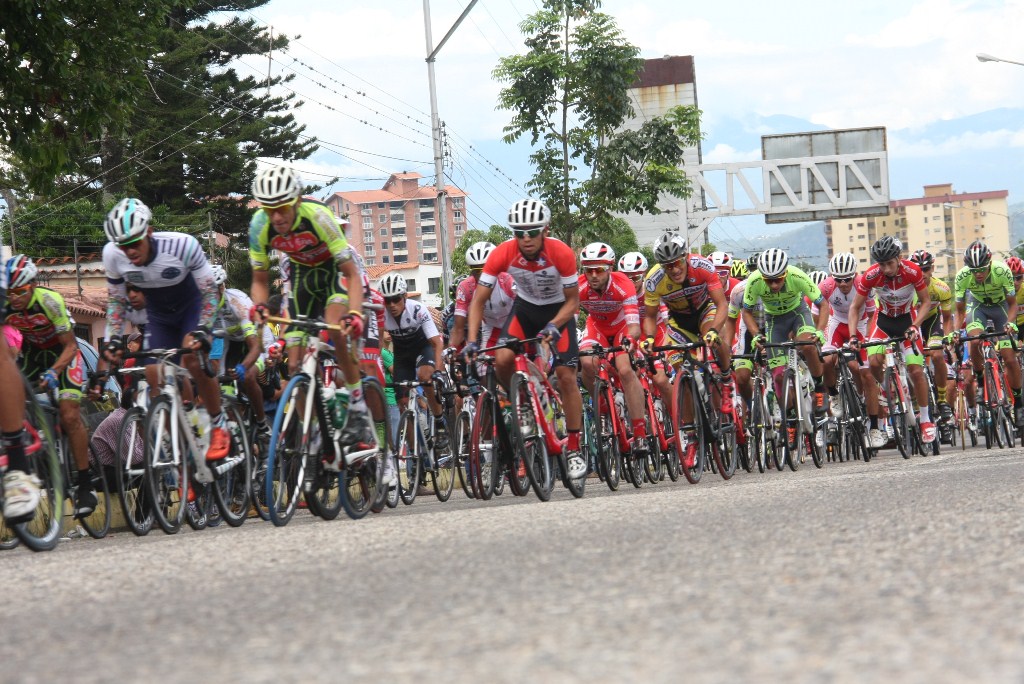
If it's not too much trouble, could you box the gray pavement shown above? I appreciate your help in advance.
[2,444,1023,683]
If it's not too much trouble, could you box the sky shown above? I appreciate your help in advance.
[228,0,1024,247]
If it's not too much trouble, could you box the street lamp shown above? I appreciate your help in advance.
[977,52,1024,67]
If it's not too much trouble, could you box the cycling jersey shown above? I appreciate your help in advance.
[742,266,822,316]
[4,287,73,349]
[103,232,218,338]
[214,288,257,342]
[454,272,516,331]
[644,255,721,315]
[384,299,441,351]
[818,276,875,324]
[249,200,351,271]
[728,280,763,326]
[578,271,639,337]
[855,260,927,318]
[953,261,1014,306]
[1016,285,1024,326]
[917,277,953,319]
[478,238,578,306]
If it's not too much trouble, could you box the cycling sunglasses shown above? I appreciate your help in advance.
[763,275,786,284]
[583,265,610,274]
[513,227,544,239]
[384,295,404,305]
[833,276,854,284]
[260,197,298,212]
[7,285,32,296]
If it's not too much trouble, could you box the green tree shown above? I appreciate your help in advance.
[494,0,702,249]
[699,243,717,257]
[0,1,175,188]
[451,225,514,277]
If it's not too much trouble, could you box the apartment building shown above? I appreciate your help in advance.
[325,172,468,281]
[826,183,1011,281]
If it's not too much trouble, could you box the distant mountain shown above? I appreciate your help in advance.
[712,221,828,269]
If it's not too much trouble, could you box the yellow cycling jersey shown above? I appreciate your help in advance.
[1016,285,1024,325]
[914,276,952,319]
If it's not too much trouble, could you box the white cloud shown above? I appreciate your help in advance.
[890,128,1024,158]
[702,143,761,164]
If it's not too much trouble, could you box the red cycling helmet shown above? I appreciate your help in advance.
[1006,256,1024,275]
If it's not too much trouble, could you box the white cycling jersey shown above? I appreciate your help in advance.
[384,299,440,351]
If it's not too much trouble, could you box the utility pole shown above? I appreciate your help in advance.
[423,0,477,304]
[73,239,82,297]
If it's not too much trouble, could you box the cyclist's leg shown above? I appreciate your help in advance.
[1,331,33,520]
[578,320,604,396]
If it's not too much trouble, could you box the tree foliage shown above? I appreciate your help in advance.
[493,0,702,249]
[451,225,514,278]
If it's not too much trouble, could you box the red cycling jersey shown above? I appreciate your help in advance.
[479,238,578,306]
[578,271,640,337]
[855,260,926,317]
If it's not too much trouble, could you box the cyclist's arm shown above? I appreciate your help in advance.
[430,333,444,368]
[954,300,966,332]
[50,329,79,376]
[549,284,580,330]
[450,316,467,349]
[642,305,660,339]
[708,286,729,333]
[847,290,866,336]
[251,268,271,307]
[815,301,829,331]
[910,286,931,328]
[941,307,954,337]
[1007,292,1018,326]
[467,283,493,345]
[338,258,364,319]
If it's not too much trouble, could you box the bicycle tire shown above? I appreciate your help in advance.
[780,370,800,472]
[211,403,253,527]
[883,371,910,459]
[706,379,737,480]
[510,373,552,502]
[361,377,392,516]
[249,422,271,521]
[468,391,497,500]
[431,422,457,503]
[676,373,704,484]
[395,409,422,505]
[10,387,63,552]
[453,409,474,499]
[593,380,621,491]
[78,444,112,539]
[186,482,213,530]
[143,395,188,535]
[642,431,664,484]
[842,382,869,463]
[115,407,152,536]
[808,419,825,469]
[265,374,312,527]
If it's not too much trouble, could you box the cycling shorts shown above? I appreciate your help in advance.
[866,313,923,365]
[763,303,816,369]
[393,342,436,401]
[22,344,85,402]
[501,300,578,369]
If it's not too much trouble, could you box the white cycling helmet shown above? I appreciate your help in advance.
[709,251,733,271]
[829,252,858,279]
[6,254,37,289]
[618,252,648,274]
[808,270,828,286]
[104,198,152,245]
[466,241,495,268]
[653,234,687,264]
[757,248,789,278]
[378,273,408,298]
[252,166,303,207]
[508,199,550,228]
[580,242,615,266]
[210,265,228,286]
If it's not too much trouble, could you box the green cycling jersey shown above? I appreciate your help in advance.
[742,266,823,316]
[953,261,1014,306]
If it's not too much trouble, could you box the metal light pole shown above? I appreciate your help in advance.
[423,0,478,304]
[977,52,1024,67]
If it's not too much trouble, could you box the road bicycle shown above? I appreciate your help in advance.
[820,347,871,463]
[636,350,678,482]
[868,335,923,460]
[761,339,824,470]
[970,328,1016,450]
[579,343,632,490]
[734,347,781,474]
[264,315,390,523]
[391,376,457,504]
[446,350,478,499]
[950,341,978,450]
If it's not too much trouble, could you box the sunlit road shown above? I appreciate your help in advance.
[3,443,1022,683]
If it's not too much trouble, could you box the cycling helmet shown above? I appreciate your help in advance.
[508,199,550,228]
[580,242,615,266]
[653,234,687,264]
[709,251,733,271]
[618,252,648,274]
[757,248,789,278]
[730,261,749,279]
[964,240,992,268]
[1006,256,1024,275]
[104,198,152,245]
[870,235,903,263]
[378,273,408,298]
[6,255,37,289]
[465,241,495,268]
[252,166,303,207]
[210,265,228,286]
[909,249,934,270]
[808,270,828,286]
[829,252,858,279]
[449,274,469,299]
[746,252,760,272]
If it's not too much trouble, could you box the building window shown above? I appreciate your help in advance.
[923,217,928,223]
[390,213,404,223]
[363,217,373,226]
[377,202,386,208]
[858,246,866,251]
[379,214,387,223]
[74,323,92,344]
[393,241,407,251]
[364,246,375,256]
[364,231,374,243]
[419,199,433,208]
[381,242,389,249]
[406,278,417,292]
[428,277,441,294]
[382,256,390,264]
[390,201,403,209]
[454,210,463,221]
[423,252,437,262]
[423,238,436,248]
[380,228,388,236]
[365,258,375,266]
[856,222,864,227]
[394,255,408,264]
[452,198,463,208]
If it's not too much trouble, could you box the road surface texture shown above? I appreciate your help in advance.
[2,444,1022,683]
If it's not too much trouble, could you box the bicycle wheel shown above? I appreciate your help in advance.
[510,373,552,502]
[997,406,1014,449]
[143,395,188,535]
[79,444,112,539]
[453,409,474,499]
[186,482,213,530]
[352,378,391,518]
[842,382,869,463]
[10,389,63,552]
[593,380,621,491]
[676,374,704,484]
[0,512,18,550]
[396,409,423,505]
[249,423,271,522]
[210,403,253,527]
[808,418,825,469]
[706,379,736,480]
[468,391,497,500]
[780,370,800,472]
[642,429,664,484]
[265,374,312,527]
[431,424,457,503]
[883,372,910,459]
[115,407,153,536]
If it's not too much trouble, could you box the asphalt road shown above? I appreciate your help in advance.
[2,443,1022,683]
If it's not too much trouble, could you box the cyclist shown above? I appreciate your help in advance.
[909,249,954,421]
[847,236,935,443]
[3,256,96,516]
[726,258,758,406]
[247,166,372,451]
[99,198,230,466]
[577,242,647,454]
[209,265,269,437]
[818,252,878,439]
[953,240,1023,427]
[378,273,448,451]
[1007,256,1024,342]
[464,199,586,479]
[743,249,828,436]
[642,234,732,467]
[449,242,515,351]
[125,283,148,336]
[709,251,739,296]
[440,276,467,345]
[619,251,673,407]
[730,260,749,281]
